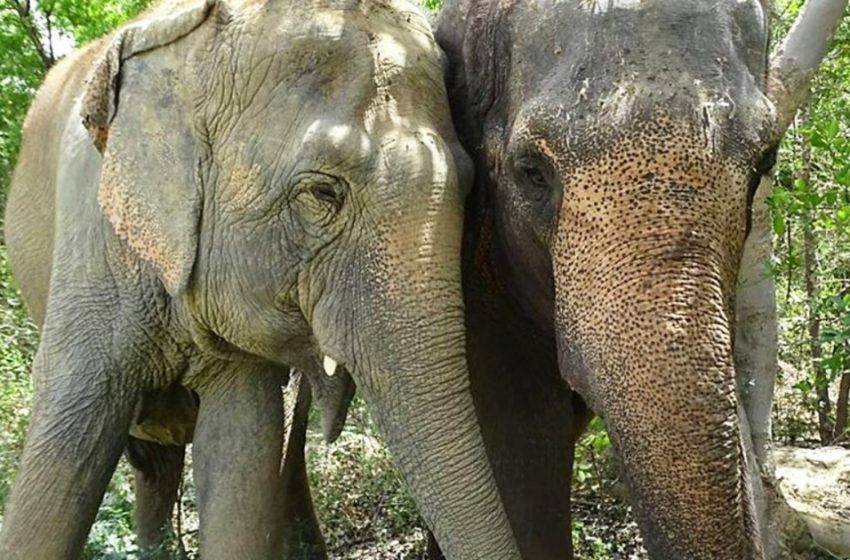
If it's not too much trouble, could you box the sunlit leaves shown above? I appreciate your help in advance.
[769,2,850,441]
[0,0,153,206]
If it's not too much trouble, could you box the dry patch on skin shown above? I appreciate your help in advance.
[226,160,265,210]
[98,158,182,285]
[577,0,643,13]
[98,152,188,292]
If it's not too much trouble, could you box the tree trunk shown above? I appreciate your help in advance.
[736,172,795,560]
[834,355,850,441]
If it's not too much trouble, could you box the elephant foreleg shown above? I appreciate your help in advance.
[0,341,137,559]
[463,305,590,559]
[280,372,328,560]
[191,362,290,560]
[126,438,186,557]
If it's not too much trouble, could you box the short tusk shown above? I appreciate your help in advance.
[323,355,338,377]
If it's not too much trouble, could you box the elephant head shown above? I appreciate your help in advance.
[436,0,846,558]
[80,1,519,557]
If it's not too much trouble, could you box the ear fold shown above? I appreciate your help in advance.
[434,0,515,152]
[81,1,217,296]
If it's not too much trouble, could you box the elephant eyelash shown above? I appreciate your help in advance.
[310,183,345,211]
[514,156,555,202]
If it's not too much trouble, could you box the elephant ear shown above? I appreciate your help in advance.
[81,1,218,296]
[434,0,515,151]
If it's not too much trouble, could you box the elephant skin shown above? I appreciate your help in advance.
[435,1,789,559]
[0,1,522,559]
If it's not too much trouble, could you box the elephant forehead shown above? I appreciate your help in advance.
[556,116,744,191]
[221,14,449,142]
[508,0,769,104]
[301,121,373,155]
[568,0,764,14]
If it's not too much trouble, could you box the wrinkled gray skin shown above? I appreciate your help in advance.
[435,1,784,559]
[0,1,522,559]
[123,358,353,556]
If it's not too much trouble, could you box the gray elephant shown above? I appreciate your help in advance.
[428,1,847,559]
[0,1,522,558]
[123,358,354,557]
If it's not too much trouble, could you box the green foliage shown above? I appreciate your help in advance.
[420,0,442,11]
[40,0,151,45]
[82,463,138,560]
[0,0,153,209]
[573,417,615,493]
[0,9,42,205]
[308,398,426,556]
[0,238,37,510]
[769,0,850,444]
[572,520,613,560]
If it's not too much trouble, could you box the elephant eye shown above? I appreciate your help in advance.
[291,172,348,228]
[514,156,553,201]
[311,183,344,211]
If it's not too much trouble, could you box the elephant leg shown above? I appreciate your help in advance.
[463,303,592,559]
[426,530,445,560]
[425,379,588,560]
[191,362,289,560]
[0,344,137,559]
[126,438,186,556]
[280,372,328,560]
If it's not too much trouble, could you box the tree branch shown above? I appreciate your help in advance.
[5,0,55,70]
[43,5,55,64]
[767,0,849,134]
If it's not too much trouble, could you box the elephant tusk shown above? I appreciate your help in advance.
[323,356,338,377]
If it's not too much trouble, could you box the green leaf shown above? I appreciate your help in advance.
[793,379,813,394]
[825,190,839,205]
[773,214,787,236]
[810,132,828,148]
[824,119,840,140]
[836,168,850,187]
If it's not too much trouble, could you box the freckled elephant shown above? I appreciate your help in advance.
[430,1,848,559]
[0,1,523,558]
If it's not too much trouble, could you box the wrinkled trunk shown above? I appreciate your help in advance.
[313,193,521,559]
[556,252,762,559]
[355,303,520,560]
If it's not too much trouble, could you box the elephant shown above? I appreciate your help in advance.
[427,0,848,559]
[0,0,524,558]
[123,358,354,557]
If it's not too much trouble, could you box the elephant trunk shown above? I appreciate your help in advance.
[555,240,761,559]
[361,320,520,560]
[312,186,521,559]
